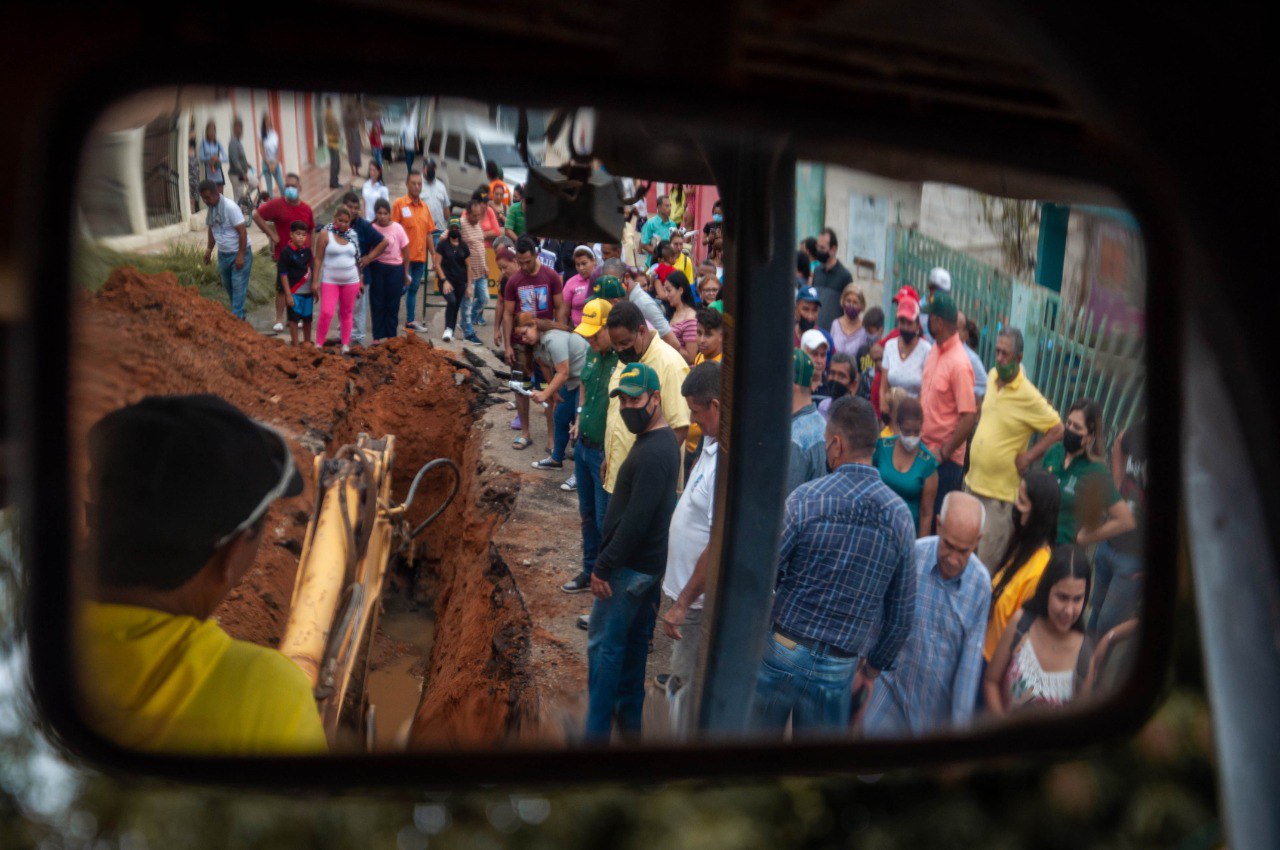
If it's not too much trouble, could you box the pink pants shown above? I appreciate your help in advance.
[316,282,359,346]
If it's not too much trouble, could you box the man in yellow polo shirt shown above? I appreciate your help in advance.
[964,327,1064,569]
[77,395,327,755]
[392,171,437,333]
[602,299,690,493]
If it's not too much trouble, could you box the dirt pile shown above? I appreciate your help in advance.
[71,267,535,747]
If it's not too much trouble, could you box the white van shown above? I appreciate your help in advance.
[424,114,530,208]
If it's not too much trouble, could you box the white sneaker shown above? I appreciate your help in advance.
[341,345,351,354]
[442,328,454,341]
[272,322,284,332]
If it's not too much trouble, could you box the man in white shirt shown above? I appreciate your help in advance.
[422,159,450,286]
[659,361,722,735]
[199,180,252,320]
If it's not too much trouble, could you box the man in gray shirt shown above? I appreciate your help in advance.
[812,227,854,330]
[598,258,682,353]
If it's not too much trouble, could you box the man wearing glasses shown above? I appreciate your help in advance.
[76,395,327,755]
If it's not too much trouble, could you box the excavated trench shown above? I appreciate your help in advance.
[70,268,537,749]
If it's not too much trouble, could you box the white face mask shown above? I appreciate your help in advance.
[899,435,921,452]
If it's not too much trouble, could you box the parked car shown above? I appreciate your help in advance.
[424,114,529,207]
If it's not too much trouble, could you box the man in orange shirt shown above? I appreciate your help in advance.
[919,292,978,533]
[391,171,436,333]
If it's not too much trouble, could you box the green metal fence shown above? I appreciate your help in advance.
[883,226,1145,439]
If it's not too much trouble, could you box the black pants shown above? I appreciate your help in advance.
[328,146,340,187]
[934,459,965,530]
[368,261,404,340]
[440,284,460,330]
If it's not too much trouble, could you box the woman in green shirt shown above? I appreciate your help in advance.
[872,395,939,537]
[1042,399,1135,546]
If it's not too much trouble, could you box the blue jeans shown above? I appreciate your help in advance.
[575,441,609,575]
[404,149,415,174]
[405,261,426,327]
[751,633,858,737]
[262,162,284,198]
[586,566,661,742]
[459,276,486,337]
[471,273,489,325]
[216,249,252,319]
[1087,541,1144,637]
[552,386,579,462]
[372,147,383,169]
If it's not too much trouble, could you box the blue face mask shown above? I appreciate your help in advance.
[284,186,300,202]
[712,213,723,223]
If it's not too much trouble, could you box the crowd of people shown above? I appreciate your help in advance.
[174,115,1151,747]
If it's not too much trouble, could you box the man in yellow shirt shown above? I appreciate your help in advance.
[602,300,690,493]
[77,395,327,755]
[963,327,1064,569]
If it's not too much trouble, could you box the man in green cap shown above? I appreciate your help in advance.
[919,291,978,532]
[592,274,629,304]
[788,348,827,494]
[584,361,680,744]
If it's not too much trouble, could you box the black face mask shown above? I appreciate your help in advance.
[448,228,460,239]
[617,347,641,364]
[899,329,917,344]
[813,250,830,264]
[1063,429,1085,454]
[426,167,437,182]
[798,318,816,333]
[621,401,654,434]
[826,381,850,400]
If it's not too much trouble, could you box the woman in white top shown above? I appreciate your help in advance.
[312,206,363,353]
[984,545,1091,716]
[258,113,284,200]
[881,296,932,418]
[361,160,390,221]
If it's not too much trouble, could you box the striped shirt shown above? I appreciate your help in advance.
[861,537,990,737]
[772,463,917,671]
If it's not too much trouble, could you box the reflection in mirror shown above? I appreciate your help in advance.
[66,87,1145,758]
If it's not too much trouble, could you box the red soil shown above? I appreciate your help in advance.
[71,267,535,747]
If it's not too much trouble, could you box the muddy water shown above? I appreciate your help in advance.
[367,592,436,751]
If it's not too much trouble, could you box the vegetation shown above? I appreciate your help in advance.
[72,241,278,311]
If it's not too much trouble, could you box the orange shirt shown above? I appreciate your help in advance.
[920,333,977,465]
[391,194,436,263]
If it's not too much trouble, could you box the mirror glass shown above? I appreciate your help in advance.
[65,88,1148,756]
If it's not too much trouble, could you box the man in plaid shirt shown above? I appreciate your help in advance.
[752,395,917,737]
[861,492,990,738]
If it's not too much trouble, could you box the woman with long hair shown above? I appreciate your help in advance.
[516,312,589,472]
[361,159,389,222]
[655,270,699,364]
[1043,399,1135,546]
[983,469,1061,664]
[258,113,284,200]
[984,544,1092,715]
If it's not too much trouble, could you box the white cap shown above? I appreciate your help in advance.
[800,329,829,355]
[928,267,952,292]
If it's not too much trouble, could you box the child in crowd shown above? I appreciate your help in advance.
[694,307,724,365]
[277,221,314,346]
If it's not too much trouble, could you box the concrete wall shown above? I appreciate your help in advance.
[822,165,922,279]
[917,183,1010,270]
[88,89,326,250]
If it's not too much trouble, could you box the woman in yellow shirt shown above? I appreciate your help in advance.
[984,469,1062,661]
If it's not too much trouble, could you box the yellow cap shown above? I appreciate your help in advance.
[574,298,612,337]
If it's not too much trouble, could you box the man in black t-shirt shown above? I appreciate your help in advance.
[584,363,680,745]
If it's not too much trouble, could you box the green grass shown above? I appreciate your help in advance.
[73,240,278,311]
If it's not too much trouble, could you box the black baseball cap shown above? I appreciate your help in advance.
[86,394,303,590]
